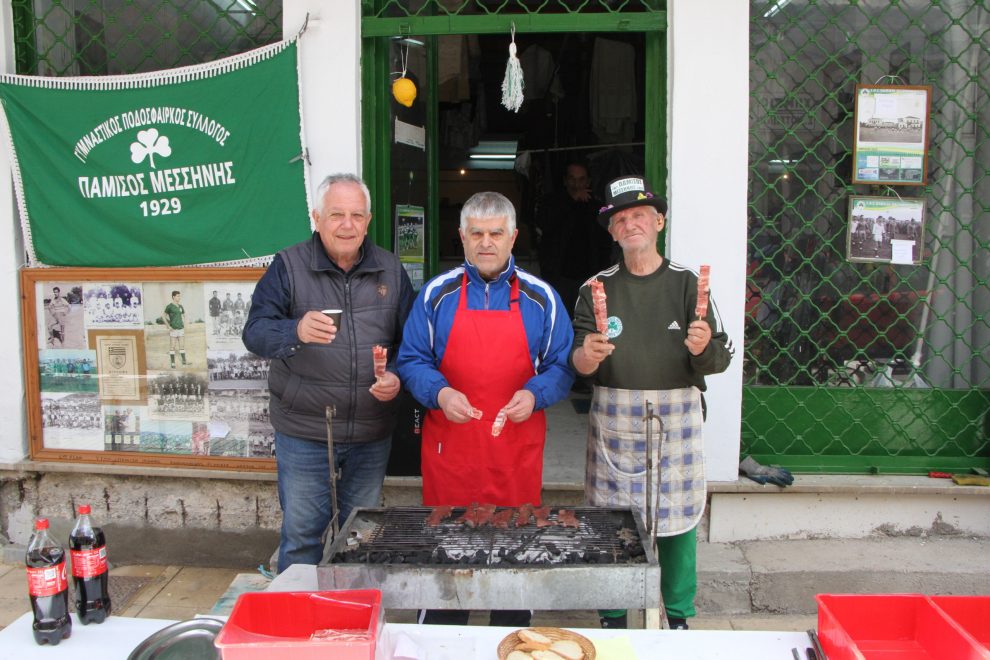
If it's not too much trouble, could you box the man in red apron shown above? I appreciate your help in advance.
[397,191,575,627]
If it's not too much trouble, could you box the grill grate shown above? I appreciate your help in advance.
[329,506,647,567]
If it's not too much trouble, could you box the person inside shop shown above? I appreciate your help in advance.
[536,160,614,315]
[243,173,414,573]
[570,175,734,631]
[397,191,575,627]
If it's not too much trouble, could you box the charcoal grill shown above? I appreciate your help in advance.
[317,506,661,613]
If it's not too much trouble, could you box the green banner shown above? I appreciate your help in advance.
[0,41,310,267]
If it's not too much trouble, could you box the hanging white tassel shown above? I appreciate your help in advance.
[501,30,524,113]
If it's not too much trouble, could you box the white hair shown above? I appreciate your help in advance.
[315,173,371,214]
[460,191,516,232]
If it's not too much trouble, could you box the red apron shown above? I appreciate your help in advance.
[421,274,546,506]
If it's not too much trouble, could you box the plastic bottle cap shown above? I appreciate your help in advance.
[78,504,91,515]
[35,518,49,530]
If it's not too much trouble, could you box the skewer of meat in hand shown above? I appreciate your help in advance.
[695,265,711,320]
[372,345,388,381]
[491,409,508,437]
[589,279,608,334]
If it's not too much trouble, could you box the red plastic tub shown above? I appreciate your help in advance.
[929,596,990,656]
[816,594,989,660]
[214,589,383,660]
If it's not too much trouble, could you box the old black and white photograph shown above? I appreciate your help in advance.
[147,370,210,421]
[102,404,146,452]
[83,282,144,328]
[209,388,274,458]
[36,282,86,349]
[204,283,255,351]
[207,350,269,388]
[847,196,925,264]
[40,392,102,450]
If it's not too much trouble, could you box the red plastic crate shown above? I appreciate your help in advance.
[214,590,383,660]
[816,594,989,660]
[929,596,990,656]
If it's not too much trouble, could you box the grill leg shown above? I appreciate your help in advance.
[644,608,663,629]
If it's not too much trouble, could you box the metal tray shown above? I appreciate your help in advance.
[126,617,224,660]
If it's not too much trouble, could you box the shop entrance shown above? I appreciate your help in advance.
[361,10,666,291]
[362,10,666,476]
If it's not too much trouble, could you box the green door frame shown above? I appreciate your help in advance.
[360,12,668,278]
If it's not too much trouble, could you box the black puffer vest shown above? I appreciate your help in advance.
[268,234,405,443]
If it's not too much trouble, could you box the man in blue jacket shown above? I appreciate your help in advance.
[397,191,574,627]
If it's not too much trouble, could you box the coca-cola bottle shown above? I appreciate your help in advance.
[69,504,111,624]
[25,517,72,645]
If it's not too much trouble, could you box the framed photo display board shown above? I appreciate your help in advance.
[846,196,926,265]
[21,267,275,471]
[852,84,932,185]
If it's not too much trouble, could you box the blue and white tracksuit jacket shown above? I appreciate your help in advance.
[396,256,576,411]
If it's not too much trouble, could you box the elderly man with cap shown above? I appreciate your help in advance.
[570,175,734,630]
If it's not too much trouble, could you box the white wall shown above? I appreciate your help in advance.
[285,0,363,203]
[0,0,28,463]
[669,1,749,481]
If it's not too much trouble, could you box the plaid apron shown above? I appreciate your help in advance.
[586,385,706,537]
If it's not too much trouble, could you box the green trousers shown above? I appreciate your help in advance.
[599,526,697,620]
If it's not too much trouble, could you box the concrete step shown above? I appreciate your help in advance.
[697,536,990,616]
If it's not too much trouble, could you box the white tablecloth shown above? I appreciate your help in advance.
[382,623,811,659]
[0,612,177,659]
[0,611,812,659]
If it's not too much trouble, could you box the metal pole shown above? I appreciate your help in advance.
[652,411,664,541]
[644,401,654,541]
[325,405,340,542]
[644,400,667,629]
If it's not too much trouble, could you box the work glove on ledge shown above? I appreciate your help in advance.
[739,455,795,487]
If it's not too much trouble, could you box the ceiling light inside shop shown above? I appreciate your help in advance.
[466,140,518,170]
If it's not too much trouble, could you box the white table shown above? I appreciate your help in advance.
[0,612,178,659]
[381,623,812,659]
[0,611,812,659]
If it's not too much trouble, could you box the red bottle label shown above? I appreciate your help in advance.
[70,546,108,578]
[26,561,68,597]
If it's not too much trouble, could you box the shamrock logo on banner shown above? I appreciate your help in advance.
[130,128,172,168]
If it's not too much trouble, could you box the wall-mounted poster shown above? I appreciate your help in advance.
[847,196,925,265]
[21,267,273,472]
[396,204,426,290]
[88,329,146,402]
[852,84,931,185]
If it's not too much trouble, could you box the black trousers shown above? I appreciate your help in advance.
[420,609,532,627]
